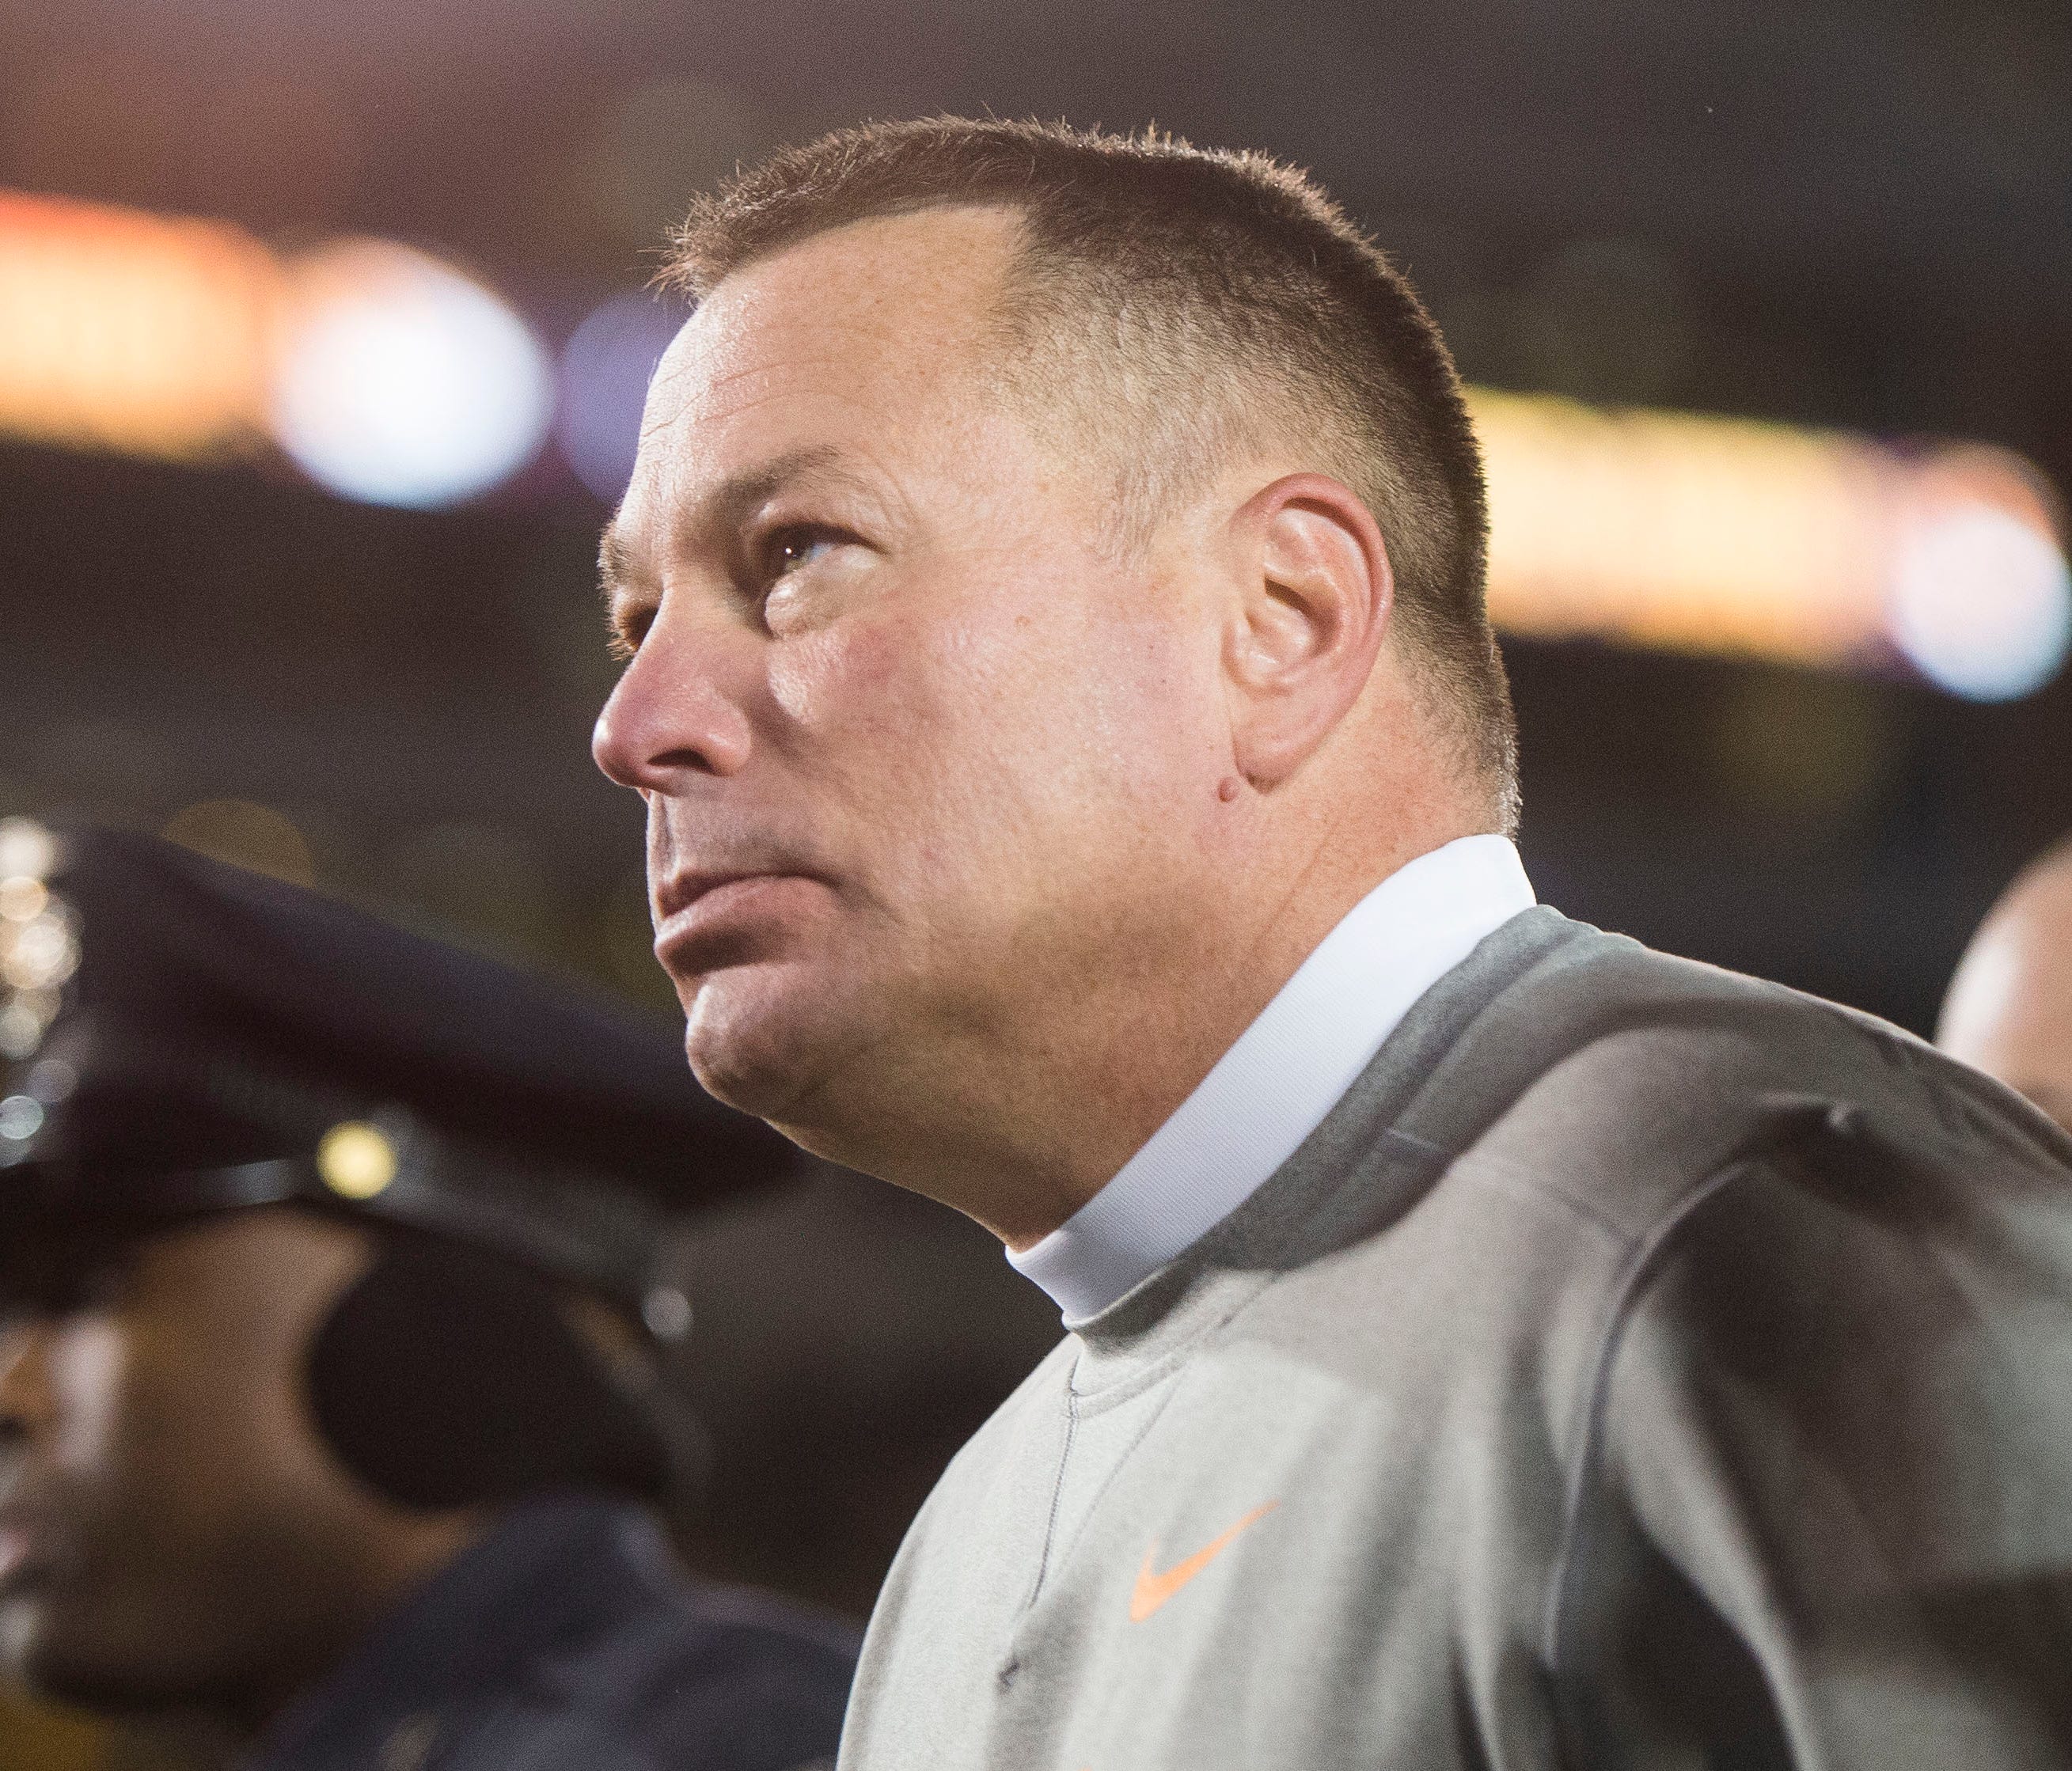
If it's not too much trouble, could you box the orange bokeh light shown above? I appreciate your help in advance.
[0,190,279,460]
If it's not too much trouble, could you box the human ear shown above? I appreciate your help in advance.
[1222,473,1393,790]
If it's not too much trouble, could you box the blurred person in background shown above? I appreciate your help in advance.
[593,117,2072,1769]
[1939,834,2072,1132]
[0,822,855,1771]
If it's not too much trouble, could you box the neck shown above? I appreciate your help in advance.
[790,798,1490,1246]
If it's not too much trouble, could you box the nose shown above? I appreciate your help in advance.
[592,603,756,793]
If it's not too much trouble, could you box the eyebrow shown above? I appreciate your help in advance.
[597,519,640,601]
[598,444,859,605]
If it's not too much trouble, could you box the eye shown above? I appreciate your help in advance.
[761,524,851,581]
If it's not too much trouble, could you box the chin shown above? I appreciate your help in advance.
[5,1616,176,1717]
[681,962,854,1127]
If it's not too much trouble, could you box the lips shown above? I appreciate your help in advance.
[651,868,825,970]
[654,868,785,923]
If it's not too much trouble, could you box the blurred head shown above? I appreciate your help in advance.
[592,120,1514,1227]
[0,1208,475,1727]
[0,1199,685,1730]
[1939,836,2072,1130]
[0,825,719,1725]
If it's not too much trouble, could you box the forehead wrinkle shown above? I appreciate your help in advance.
[636,381,901,455]
[692,336,929,396]
[650,336,973,438]
[624,220,1054,593]
[655,232,1005,426]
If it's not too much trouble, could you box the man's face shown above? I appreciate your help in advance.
[0,1209,387,1713]
[1939,861,2072,1130]
[594,208,1235,1173]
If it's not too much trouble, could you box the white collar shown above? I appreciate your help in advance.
[1007,834,1537,1325]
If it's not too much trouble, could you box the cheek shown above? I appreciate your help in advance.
[976,585,1222,835]
[766,612,908,747]
[44,1324,129,1473]
[768,566,1219,885]
[49,1314,296,1519]
[790,556,1206,759]
[762,602,1010,870]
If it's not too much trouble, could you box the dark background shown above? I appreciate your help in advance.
[2,0,2068,1758]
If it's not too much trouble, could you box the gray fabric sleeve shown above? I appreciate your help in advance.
[1550,1126,2072,1770]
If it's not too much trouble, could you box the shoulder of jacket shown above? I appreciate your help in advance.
[1437,923,2062,1246]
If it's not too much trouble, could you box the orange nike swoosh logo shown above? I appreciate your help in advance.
[1129,1500,1280,1621]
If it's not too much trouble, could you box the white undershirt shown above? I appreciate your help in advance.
[1007,834,1538,1325]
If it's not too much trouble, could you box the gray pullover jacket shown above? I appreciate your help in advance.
[839,908,2072,1770]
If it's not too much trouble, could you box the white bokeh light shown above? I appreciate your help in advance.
[1887,499,2072,702]
[270,241,552,509]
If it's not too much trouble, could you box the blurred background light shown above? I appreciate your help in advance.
[1471,391,2072,698]
[0,815,78,1068]
[0,818,59,884]
[1884,464,2072,702]
[161,797,316,886]
[0,189,276,459]
[268,239,552,510]
[555,289,685,502]
[0,183,2066,699]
